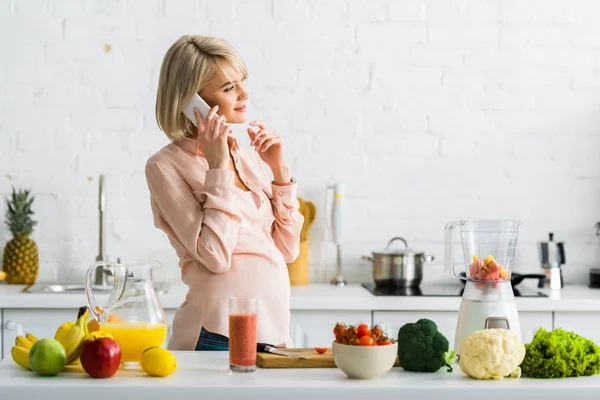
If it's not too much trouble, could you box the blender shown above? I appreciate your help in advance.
[445,219,522,354]
[325,181,347,286]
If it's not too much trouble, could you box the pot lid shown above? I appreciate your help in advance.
[373,237,423,256]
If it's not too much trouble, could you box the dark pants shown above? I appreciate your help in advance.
[195,327,229,351]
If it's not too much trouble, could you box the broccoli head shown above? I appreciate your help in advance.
[521,327,600,378]
[397,318,456,372]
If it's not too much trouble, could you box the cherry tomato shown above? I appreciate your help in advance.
[369,329,381,342]
[372,325,383,337]
[357,323,370,338]
[376,334,390,346]
[315,347,327,354]
[359,335,375,346]
[346,325,357,339]
[333,323,346,340]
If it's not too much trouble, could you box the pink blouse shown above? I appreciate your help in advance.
[144,136,303,350]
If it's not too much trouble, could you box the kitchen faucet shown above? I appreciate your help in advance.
[94,175,112,286]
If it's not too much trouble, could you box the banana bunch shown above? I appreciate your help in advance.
[54,307,90,365]
[11,333,39,370]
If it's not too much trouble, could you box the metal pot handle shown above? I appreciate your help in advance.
[361,256,373,262]
[386,237,408,249]
[422,255,435,262]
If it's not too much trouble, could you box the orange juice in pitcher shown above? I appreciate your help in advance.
[86,261,168,367]
[100,322,168,363]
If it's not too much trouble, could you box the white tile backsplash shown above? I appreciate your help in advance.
[0,0,599,286]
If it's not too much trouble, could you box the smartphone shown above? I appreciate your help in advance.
[182,93,256,146]
[182,93,216,127]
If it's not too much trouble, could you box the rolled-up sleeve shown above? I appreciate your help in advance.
[145,161,242,273]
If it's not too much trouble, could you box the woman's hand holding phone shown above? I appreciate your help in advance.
[194,106,231,170]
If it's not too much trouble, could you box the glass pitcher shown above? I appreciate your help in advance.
[85,261,167,366]
[445,219,522,282]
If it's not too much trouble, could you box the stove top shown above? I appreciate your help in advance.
[362,283,548,298]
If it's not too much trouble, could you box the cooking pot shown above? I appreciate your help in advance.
[362,237,435,288]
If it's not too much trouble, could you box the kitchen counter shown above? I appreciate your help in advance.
[1,351,599,400]
[1,282,600,312]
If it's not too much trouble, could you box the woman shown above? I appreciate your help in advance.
[145,34,303,351]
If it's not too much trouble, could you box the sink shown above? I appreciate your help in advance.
[23,282,170,295]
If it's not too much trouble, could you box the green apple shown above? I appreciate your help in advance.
[29,338,66,376]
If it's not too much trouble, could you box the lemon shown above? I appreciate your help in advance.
[141,347,177,377]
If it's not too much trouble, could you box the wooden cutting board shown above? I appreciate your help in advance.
[256,348,336,368]
[256,348,401,369]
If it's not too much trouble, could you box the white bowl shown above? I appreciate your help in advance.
[332,341,398,380]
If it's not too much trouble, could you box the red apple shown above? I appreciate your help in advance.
[80,337,121,378]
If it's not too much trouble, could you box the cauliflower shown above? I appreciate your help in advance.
[459,328,525,380]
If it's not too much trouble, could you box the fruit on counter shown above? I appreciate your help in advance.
[315,347,327,354]
[77,305,88,320]
[459,329,525,380]
[55,321,74,343]
[345,325,359,345]
[11,344,32,370]
[521,327,600,378]
[26,333,39,344]
[333,322,346,340]
[2,187,39,284]
[10,334,39,370]
[141,347,177,377]
[55,307,90,365]
[397,318,456,373]
[15,334,34,349]
[356,323,369,338]
[80,336,122,378]
[28,338,67,376]
[469,255,509,281]
[78,305,103,333]
[85,330,115,341]
[0,270,6,281]
[359,336,375,346]
[333,322,394,346]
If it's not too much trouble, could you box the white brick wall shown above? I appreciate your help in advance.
[0,0,599,287]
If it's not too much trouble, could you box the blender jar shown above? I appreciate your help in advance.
[445,219,521,282]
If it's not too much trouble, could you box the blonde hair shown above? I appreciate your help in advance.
[155,35,248,140]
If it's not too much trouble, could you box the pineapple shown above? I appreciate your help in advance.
[2,187,39,284]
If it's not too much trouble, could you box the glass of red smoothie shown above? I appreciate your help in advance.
[229,297,257,372]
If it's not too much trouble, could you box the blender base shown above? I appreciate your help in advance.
[454,297,521,354]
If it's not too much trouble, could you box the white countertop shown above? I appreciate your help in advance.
[1,281,600,312]
[1,351,599,400]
